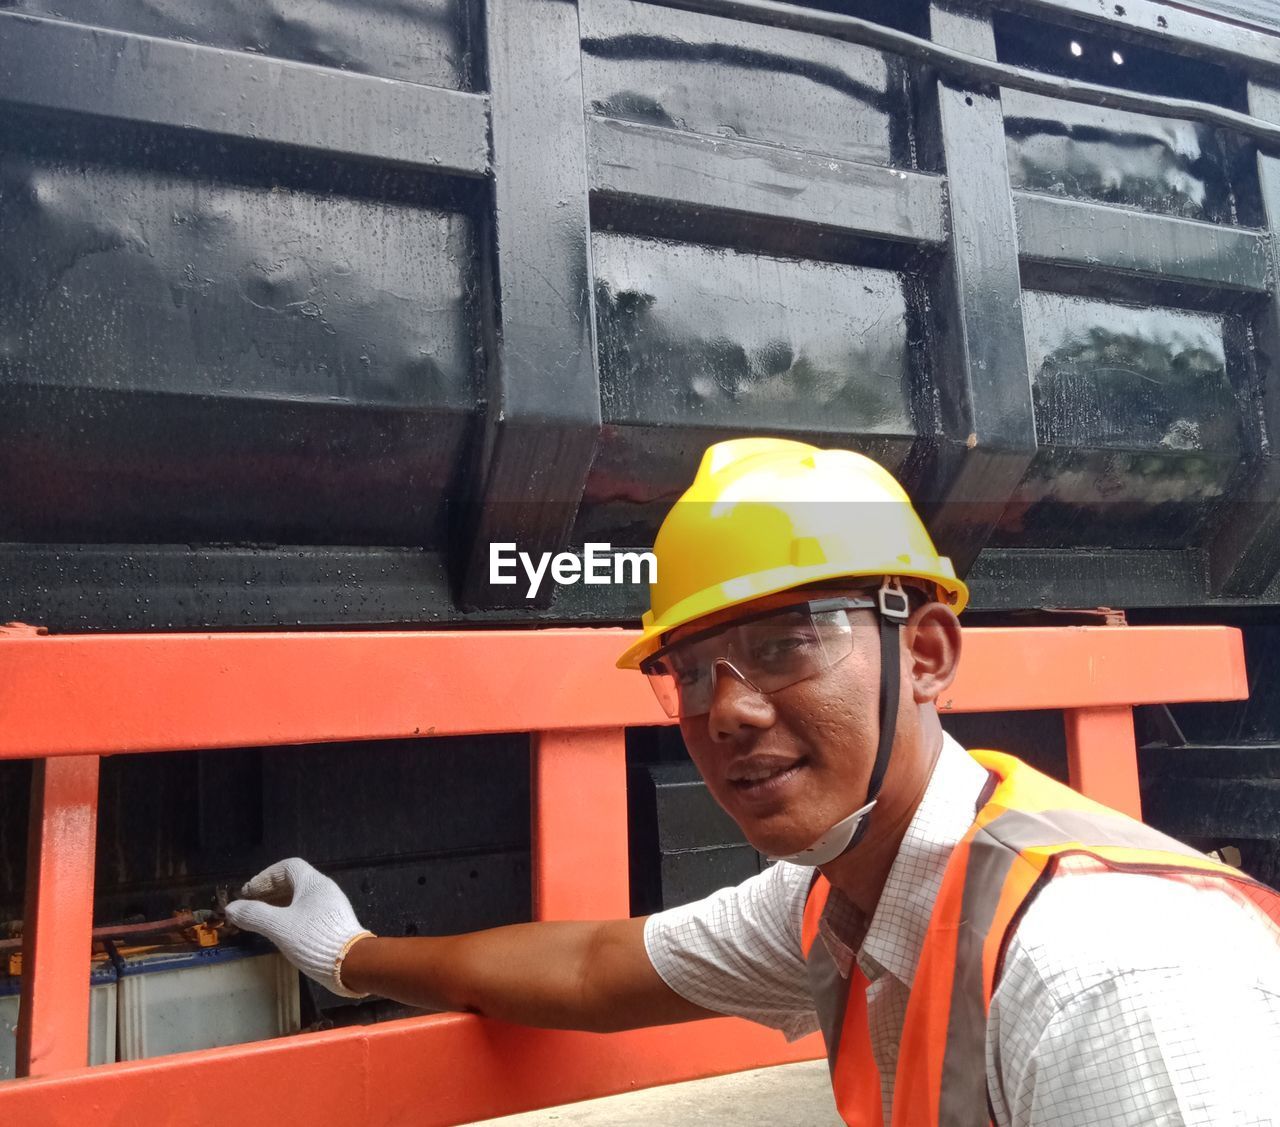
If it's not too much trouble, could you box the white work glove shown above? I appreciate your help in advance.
[224,857,375,998]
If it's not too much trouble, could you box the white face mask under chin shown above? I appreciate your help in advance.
[766,799,877,867]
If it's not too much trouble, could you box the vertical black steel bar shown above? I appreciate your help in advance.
[461,0,600,610]
[919,3,1036,575]
[1209,81,1280,598]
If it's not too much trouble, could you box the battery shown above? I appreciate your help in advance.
[0,960,117,1079]
[115,944,300,1061]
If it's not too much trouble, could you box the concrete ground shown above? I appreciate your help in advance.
[469,1060,841,1125]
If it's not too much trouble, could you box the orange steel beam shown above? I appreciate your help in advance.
[532,728,630,920]
[0,1011,821,1126]
[15,755,100,1077]
[0,625,1248,759]
[1065,706,1143,818]
[937,624,1248,714]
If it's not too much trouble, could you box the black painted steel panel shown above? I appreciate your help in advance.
[1142,757,1280,839]
[581,0,907,166]
[0,154,475,407]
[0,13,491,176]
[965,547,1207,609]
[456,0,600,611]
[1209,82,1280,597]
[5,0,479,90]
[625,759,765,913]
[656,847,764,910]
[1004,94,1244,223]
[580,233,922,547]
[646,766,749,852]
[1185,1,1280,33]
[0,118,479,547]
[1012,192,1271,292]
[996,291,1246,549]
[587,116,947,246]
[593,234,916,433]
[916,3,1035,575]
[1004,0,1280,74]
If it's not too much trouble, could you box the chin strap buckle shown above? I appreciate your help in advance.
[767,799,878,868]
[877,576,910,623]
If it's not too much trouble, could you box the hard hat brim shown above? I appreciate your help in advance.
[617,564,967,670]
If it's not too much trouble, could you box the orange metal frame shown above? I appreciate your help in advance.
[0,623,1248,1124]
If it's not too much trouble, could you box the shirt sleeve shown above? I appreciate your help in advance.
[643,860,820,1041]
[988,872,1280,1127]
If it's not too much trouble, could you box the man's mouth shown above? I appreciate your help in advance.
[727,757,807,797]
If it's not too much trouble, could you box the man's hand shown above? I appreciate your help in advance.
[224,857,373,997]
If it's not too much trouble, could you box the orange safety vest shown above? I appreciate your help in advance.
[801,749,1280,1127]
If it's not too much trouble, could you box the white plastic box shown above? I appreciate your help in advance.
[116,945,300,1060]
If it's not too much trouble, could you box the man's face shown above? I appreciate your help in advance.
[673,586,892,858]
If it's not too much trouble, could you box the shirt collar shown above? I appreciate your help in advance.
[819,731,990,987]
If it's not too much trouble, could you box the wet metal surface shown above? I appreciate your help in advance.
[0,13,491,176]
[581,234,918,548]
[581,0,907,167]
[1013,192,1271,292]
[1003,93,1241,223]
[996,292,1245,549]
[6,0,477,90]
[0,118,478,545]
[2,0,1280,625]
[593,232,915,432]
[1009,0,1280,70]
[456,0,600,611]
[920,2,1035,574]
[0,144,476,405]
[1185,0,1280,31]
[1207,80,1280,597]
[587,116,946,246]
[994,9,1253,223]
[1023,293,1238,455]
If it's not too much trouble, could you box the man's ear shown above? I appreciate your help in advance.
[904,602,962,705]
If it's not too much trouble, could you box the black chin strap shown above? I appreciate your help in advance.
[842,586,905,853]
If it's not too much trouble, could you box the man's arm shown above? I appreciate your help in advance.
[224,857,715,1033]
[342,918,715,1032]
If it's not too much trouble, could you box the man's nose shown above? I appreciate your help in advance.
[706,660,776,742]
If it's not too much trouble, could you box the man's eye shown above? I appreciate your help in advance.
[752,634,817,663]
[673,664,709,688]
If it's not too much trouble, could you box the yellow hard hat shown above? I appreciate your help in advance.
[616,437,968,670]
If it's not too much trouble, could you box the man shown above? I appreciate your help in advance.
[228,438,1280,1125]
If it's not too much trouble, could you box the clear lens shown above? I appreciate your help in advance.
[643,667,683,718]
[642,602,859,718]
[736,609,831,681]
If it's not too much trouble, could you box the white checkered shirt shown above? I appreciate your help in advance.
[644,734,1280,1125]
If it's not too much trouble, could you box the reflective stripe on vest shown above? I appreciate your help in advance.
[802,749,1280,1127]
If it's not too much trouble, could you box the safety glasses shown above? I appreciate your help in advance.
[639,595,878,719]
